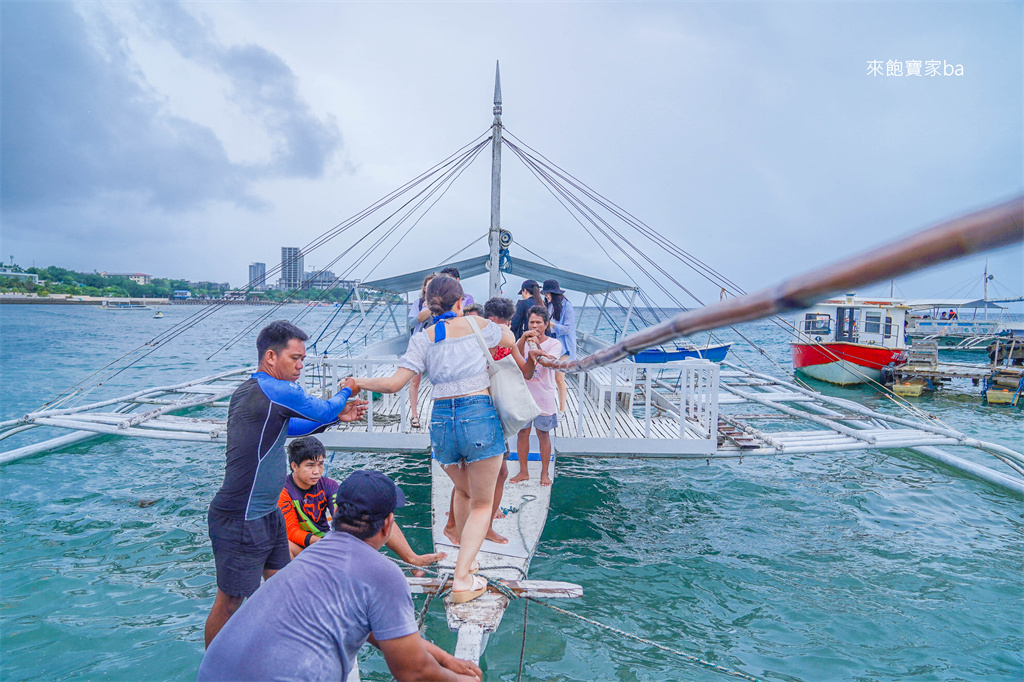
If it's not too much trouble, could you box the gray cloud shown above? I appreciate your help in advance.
[0,1,340,219]
[133,1,341,178]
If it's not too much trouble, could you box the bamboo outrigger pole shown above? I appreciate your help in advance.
[548,195,1024,373]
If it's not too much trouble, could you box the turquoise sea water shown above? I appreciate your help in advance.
[1,304,1022,681]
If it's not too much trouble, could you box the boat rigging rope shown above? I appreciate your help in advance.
[521,598,767,682]
[386,499,764,681]
[307,289,355,351]
[295,137,490,330]
[503,132,958,431]
[435,234,487,268]
[217,136,492,355]
[505,137,802,387]
[27,131,493,414]
[505,134,805,365]
[513,241,558,268]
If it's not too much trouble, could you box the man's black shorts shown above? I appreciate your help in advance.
[208,506,290,598]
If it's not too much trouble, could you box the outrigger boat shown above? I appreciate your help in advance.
[905,262,1024,344]
[790,293,910,385]
[2,67,1022,677]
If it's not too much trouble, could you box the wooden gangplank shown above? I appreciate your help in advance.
[429,451,560,664]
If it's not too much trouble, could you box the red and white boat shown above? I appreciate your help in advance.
[791,294,909,385]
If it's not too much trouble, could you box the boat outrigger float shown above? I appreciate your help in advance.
[2,66,1022,674]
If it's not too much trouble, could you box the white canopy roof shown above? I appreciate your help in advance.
[905,298,1007,310]
[359,254,632,296]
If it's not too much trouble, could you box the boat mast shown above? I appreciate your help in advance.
[984,258,989,321]
[488,62,503,299]
[984,259,989,301]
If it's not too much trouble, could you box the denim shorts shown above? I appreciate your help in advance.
[430,395,506,466]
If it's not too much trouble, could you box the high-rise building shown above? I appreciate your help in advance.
[279,247,303,290]
[248,262,266,290]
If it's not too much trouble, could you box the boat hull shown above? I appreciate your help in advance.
[791,342,904,385]
[633,343,731,363]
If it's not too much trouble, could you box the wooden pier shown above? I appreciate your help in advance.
[890,340,1024,392]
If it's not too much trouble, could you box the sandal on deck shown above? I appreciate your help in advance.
[450,575,488,604]
[410,417,421,429]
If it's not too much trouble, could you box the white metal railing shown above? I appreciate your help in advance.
[305,349,720,444]
[305,354,408,432]
[581,358,720,442]
[679,360,719,439]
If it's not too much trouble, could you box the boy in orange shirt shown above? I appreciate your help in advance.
[278,436,444,567]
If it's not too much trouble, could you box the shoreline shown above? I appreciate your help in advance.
[0,296,298,306]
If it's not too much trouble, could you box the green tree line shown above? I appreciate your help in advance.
[1,266,397,303]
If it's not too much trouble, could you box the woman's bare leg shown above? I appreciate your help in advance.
[447,457,508,545]
[443,489,460,546]
[443,455,504,591]
[487,459,509,543]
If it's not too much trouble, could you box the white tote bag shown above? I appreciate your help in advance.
[466,316,541,436]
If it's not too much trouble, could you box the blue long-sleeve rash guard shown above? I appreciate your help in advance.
[210,372,352,521]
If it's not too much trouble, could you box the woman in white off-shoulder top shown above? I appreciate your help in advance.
[356,275,515,604]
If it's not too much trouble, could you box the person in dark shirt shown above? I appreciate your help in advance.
[204,320,367,647]
[510,279,543,339]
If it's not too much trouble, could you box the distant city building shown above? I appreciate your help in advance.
[0,267,39,284]
[194,281,230,292]
[303,269,336,290]
[279,247,303,290]
[103,272,151,285]
[172,290,192,300]
[303,269,361,292]
[248,262,266,291]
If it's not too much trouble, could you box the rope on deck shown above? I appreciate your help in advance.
[388,554,764,681]
[522,598,767,682]
[472,572,766,682]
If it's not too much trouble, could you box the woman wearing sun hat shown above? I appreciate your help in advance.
[541,279,576,361]
[541,279,574,415]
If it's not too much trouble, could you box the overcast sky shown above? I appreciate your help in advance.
[2,1,1021,308]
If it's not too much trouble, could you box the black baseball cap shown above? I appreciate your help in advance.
[520,279,538,292]
[334,470,406,521]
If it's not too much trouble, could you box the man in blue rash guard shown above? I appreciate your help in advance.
[204,320,368,647]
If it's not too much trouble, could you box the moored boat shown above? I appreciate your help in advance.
[102,298,150,310]
[791,293,909,385]
[632,342,731,363]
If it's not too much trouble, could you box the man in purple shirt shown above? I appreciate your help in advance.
[198,471,481,682]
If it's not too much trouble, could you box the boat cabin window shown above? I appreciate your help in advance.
[836,307,859,342]
[864,312,881,334]
[803,313,831,334]
[884,316,894,339]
